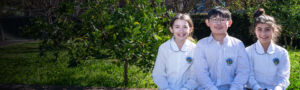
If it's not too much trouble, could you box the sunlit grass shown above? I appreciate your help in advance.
[0,42,156,88]
[288,49,300,89]
[0,42,298,89]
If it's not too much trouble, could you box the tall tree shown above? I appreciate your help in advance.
[165,0,201,13]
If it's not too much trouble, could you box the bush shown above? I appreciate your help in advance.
[24,0,171,68]
[24,0,172,86]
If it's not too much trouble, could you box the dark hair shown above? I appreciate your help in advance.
[207,6,232,20]
[169,13,195,42]
[252,8,282,43]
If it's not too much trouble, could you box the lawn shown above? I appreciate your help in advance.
[288,49,300,89]
[0,42,299,89]
[0,42,156,88]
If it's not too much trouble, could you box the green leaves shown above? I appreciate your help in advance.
[104,25,115,31]
[153,33,162,40]
[24,0,172,70]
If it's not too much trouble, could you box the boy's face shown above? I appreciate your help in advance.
[205,15,232,35]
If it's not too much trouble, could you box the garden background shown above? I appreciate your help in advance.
[0,0,299,89]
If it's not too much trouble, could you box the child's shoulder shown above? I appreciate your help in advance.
[228,35,243,44]
[196,36,210,45]
[226,36,247,48]
[245,43,256,51]
[186,39,196,47]
[274,44,288,54]
[158,39,171,49]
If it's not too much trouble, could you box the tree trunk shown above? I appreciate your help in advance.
[178,0,184,12]
[289,36,294,47]
[183,0,200,13]
[284,35,288,47]
[0,24,4,41]
[73,0,80,17]
[124,59,128,87]
[173,0,179,13]
[173,0,201,13]
[212,0,217,6]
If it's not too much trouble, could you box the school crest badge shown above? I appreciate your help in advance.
[273,58,280,65]
[226,58,233,65]
[186,57,192,63]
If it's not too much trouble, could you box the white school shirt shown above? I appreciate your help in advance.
[193,34,249,90]
[152,37,198,90]
[246,41,290,90]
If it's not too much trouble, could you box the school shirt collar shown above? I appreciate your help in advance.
[255,40,275,54]
[207,33,229,45]
[170,36,191,52]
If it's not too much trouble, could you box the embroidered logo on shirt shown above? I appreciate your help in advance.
[226,58,233,65]
[273,58,280,65]
[186,57,192,63]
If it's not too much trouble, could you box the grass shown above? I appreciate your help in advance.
[0,42,156,88]
[287,49,300,89]
[0,42,299,89]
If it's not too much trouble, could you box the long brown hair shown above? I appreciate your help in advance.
[252,8,282,43]
[169,13,195,42]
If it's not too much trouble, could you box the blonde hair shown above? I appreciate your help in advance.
[252,8,282,43]
[169,13,195,42]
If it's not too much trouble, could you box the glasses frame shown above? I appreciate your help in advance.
[209,17,230,23]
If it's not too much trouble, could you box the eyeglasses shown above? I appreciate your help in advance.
[209,18,229,23]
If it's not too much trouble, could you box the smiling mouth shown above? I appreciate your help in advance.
[214,26,223,30]
[177,33,187,37]
[259,37,269,40]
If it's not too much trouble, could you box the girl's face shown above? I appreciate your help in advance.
[169,19,193,41]
[255,23,274,44]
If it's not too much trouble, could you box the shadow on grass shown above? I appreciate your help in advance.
[0,42,39,54]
